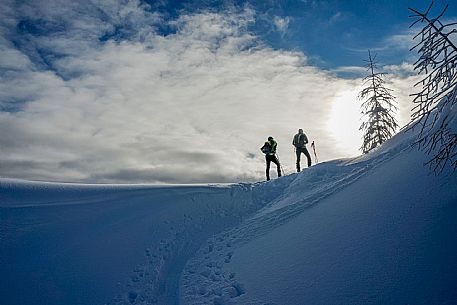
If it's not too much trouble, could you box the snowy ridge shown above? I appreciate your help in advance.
[2,125,457,305]
[179,128,415,305]
[0,180,232,208]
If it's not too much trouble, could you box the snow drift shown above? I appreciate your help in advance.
[1,125,456,305]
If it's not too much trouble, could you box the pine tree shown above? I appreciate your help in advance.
[358,51,399,154]
[408,1,457,174]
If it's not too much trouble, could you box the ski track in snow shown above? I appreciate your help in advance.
[101,179,298,305]
[1,182,261,305]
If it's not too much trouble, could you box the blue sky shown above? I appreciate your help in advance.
[1,0,456,183]
[144,0,456,68]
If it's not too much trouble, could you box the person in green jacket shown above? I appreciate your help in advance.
[261,136,282,181]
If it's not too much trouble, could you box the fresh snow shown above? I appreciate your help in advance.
[1,126,457,305]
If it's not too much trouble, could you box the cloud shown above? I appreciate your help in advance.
[273,16,290,36]
[328,12,344,25]
[300,0,318,8]
[331,66,367,76]
[343,30,416,57]
[383,31,416,51]
[0,0,419,183]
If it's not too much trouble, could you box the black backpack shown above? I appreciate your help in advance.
[295,133,306,147]
[260,142,271,154]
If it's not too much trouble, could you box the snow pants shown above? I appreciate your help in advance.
[266,154,281,181]
[295,146,312,172]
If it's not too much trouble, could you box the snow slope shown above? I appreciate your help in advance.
[0,182,268,305]
[179,129,457,305]
[1,126,457,305]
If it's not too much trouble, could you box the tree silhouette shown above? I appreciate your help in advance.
[358,50,399,154]
[408,1,457,174]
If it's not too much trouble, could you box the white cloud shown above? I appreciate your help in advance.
[273,16,290,36]
[384,62,415,73]
[331,66,366,75]
[328,12,344,25]
[0,1,419,183]
[383,31,416,51]
[343,30,416,56]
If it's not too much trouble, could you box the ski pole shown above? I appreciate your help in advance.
[311,141,318,164]
[275,153,285,176]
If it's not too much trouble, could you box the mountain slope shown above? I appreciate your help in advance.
[1,126,456,305]
[179,129,457,305]
[0,183,264,305]
[219,149,456,305]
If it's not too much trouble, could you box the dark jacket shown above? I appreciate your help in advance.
[293,133,308,148]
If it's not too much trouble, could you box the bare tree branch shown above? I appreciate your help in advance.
[408,1,457,174]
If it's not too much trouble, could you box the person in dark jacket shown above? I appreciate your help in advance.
[292,128,312,172]
[261,136,282,181]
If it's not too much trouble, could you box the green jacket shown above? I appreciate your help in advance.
[267,139,277,155]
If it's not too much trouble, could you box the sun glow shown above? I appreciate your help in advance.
[327,90,363,156]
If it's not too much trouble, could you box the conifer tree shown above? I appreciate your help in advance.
[408,1,457,174]
[358,51,399,154]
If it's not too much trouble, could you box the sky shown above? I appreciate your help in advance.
[0,0,456,183]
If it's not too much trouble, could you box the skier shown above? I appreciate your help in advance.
[260,136,282,181]
[292,128,312,172]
